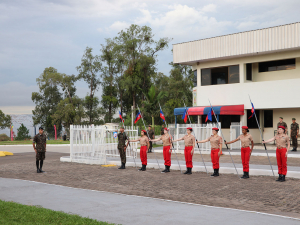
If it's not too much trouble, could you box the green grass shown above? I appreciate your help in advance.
[0,200,114,225]
[0,140,70,145]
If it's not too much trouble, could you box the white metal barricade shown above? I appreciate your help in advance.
[70,125,138,165]
[230,123,242,150]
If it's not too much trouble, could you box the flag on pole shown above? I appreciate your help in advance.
[248,102,255,119]
[10,125,13,141]
[160,109,165,122]
[182,109,188,123]
[134,112,141,124]
[54,124,57,140]
[205,108,212,122]
[119,111,124,123]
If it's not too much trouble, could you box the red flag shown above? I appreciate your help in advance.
[182,109,188,123]
[134,112,141,124]
[119,111,124,123]
[160,109,165,122]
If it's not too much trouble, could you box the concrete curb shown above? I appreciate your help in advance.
[60,156,300,179]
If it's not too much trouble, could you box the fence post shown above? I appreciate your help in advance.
[70,125,73,161]
[91,124,95,157]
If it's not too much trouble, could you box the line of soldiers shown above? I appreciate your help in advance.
[116,124,291,182]
[277,117,299,151]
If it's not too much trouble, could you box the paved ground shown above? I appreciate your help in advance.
[0,178,299,225]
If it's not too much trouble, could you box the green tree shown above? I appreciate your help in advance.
[142,85,165,127]
[32,67,63,128]
[116,24,171,116]
[0,110,11,129]
[163,62,193,123]
[100,38,121,122]
[83,96,105,125]
[77,47,102,123]
[15,124,30,140]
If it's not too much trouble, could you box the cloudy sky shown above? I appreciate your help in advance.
[1,0,300,114]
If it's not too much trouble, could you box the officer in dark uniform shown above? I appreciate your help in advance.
[290,118,299,152]
[147,125,154,153]
[117,126,129,169]
[277,117,287,134]
[33,127,47,173]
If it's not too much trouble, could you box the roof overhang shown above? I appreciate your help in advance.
[174,105,244,116]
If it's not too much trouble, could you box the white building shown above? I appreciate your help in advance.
[173,22,300,143]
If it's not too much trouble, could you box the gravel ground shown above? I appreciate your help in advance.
[1,152,300,219]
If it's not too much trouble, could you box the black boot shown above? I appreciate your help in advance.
[143,165,146,171]
[276,174,282,182]
[280,175,286,182]
[241,172,246,179]
[215,169,219,176]
[184,168,189,174]
[36,160,41,173]
[139,165,144,171]
[118,163,125,169]
[211,169,216,177]
[187,168,192,175]
[246,172,249,178]
[161,166,168,173]
[291,148,296,152]
[39,160,45,173]
[166,166,170,173]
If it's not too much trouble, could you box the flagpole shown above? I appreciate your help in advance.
[182,102,209,176]
[248,95,275,179]
[208,99,240,179]
[137,105,162,172]
[120,113,137,169]
[158,102,182,173]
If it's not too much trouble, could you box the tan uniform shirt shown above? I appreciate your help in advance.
[139,136,149,146]
[182,134,195,146]
[237,134,253,148]
[275,134,289,148]
[160,134,172,146]
[208,135,222,149]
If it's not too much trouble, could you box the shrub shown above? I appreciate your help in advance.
[15,123,30,140]
[0,133,10,141]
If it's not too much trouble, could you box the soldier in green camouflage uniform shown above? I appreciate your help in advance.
[33,127,47,173]
[277,117,287,134]
[290,118,299,151]
[117,127,129,169]
[147,125,154,153]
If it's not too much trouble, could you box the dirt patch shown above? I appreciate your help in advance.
[1,152,300,219]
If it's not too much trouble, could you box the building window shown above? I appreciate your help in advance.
[201,65,239,86]
[247,110,260,128]
[264,110,273,128]
[259,58,295,72]
[202,115,240,128]
[246,63,252,81]
[201,68,211,86]
[193,70,197,87]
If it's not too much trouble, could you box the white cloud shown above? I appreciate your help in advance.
[108,21,131,31]
[202,4,217,13]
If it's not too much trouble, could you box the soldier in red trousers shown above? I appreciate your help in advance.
[130,130,149,171]
[172,127,195,175]
[151,128,172,173]
[225,126,254,179]
[263,126,290,182]
[197,127,222,177]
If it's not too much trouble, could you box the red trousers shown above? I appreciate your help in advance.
[184,146,193,168]
[140,146,147,165]
[211,149,220,169]
[163,146,171,166]
[241,147,251,172]
[276,148,287,175]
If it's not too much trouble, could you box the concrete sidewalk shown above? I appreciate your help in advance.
[0,178,299,225]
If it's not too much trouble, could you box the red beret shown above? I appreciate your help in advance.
[164,128,169,131]
[141,130,147,134]
[242,126,249,129]
[187,127,192,130]
[278,126,285,130]
[212,127,219,131]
